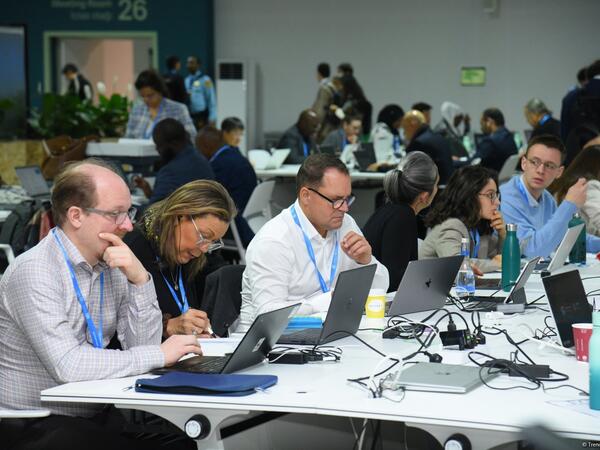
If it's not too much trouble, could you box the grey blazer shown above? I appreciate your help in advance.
[419,218,503,273]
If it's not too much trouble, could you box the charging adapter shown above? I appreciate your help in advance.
[268,351,308,364]
[508,364,550,378]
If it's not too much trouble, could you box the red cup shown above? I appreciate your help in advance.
[572,323,593,362]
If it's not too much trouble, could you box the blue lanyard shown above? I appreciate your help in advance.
[517,177,534,205]
[210,145,230,162]
[290,205,339,293]
[538,114,551,126]
[469,229,480,258]
[159,264,189,314]
[392,135,400,151]
[302,142,309,158]
[143,100,165,139]
[342,137,349,149]
[52,229,104,349]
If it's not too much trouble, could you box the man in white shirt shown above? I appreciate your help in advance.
[239,154,389,330]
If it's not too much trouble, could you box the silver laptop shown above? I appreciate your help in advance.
[266,148,291,169]
[397,363,498,393]
[535,223,585,274]
[388,256,463,316]
[15,165,51,199]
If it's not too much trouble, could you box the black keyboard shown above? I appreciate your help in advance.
[464,296,506,310]
[277,328,322,345]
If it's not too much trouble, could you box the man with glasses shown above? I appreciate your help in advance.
[0,159,202,449]
[500,134,600,258]
[239,154,389,331]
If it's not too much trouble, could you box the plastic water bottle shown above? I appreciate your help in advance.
[589,310,600,410]
[501,224,520,292]
[569,213,587,264]
[455,238,475,299]
[462,135,473,156]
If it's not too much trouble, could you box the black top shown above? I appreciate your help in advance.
[278,125,315,164]
[474,126,518,173]
[406,126,454,184]
[163,70,188,105]
[363,202,418,292]
[531,116,561,141]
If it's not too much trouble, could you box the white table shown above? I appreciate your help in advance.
[255,165,386,182]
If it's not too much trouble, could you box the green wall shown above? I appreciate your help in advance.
[2,0,214,108]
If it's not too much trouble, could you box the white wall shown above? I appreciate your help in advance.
[215,0,600,147]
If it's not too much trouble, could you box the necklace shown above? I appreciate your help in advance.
[169,268,179,290]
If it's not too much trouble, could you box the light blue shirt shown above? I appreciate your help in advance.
[500,175,600,258]
[184,70,217,122]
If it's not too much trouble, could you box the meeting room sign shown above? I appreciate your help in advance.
[49,0,149,23]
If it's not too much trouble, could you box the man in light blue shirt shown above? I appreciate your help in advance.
[185,56,216,129]
[500,134,600,258]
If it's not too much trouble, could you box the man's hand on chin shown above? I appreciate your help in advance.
[341,231,372,265]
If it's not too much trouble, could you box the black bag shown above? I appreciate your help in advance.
[0,200,37,257]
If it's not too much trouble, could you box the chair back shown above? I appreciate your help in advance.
[200,264,245,336]
[243,180,276,234]
[498,153,522,183]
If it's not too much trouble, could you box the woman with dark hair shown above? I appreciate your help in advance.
[125,69,196,140]
[370,104,405,163]
[125,179,237,339]
[363,151,439,291]
[333,74,373,135]
[420,165,506,272]
[550,145,600,236]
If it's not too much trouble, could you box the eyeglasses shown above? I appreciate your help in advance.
[307,187,355,210]
[478,191,500,202]
[85,206,137,225]
[525,157,560,172]
[189,216,224,253]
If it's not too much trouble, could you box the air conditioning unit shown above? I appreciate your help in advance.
[216,60,256,155]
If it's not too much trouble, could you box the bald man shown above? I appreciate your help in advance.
[277,109,320,164]
[0,159,201,449]
[402,110,454,183]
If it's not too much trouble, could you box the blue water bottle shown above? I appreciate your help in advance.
[501,224,520,292]
[590,310,600,410]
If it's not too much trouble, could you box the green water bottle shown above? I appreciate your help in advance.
[501,223,520,292]
[569,213,587,264]
[589,311,600,410]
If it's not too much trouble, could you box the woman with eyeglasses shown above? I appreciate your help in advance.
[420,165,506,273]
[363,151,439,292]
[124,179,237,339]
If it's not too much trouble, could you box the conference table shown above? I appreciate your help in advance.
[41,260,600,450]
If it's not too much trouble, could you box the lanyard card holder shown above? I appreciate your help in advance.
[135,372,278,397]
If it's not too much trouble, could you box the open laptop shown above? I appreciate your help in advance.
[15,165,51,200]
[318,145,337,156]
[353,142,377,171]
[154,303,300,374]
[542,270,592,348]
[467,257,540,308]
[261,148,290,169]
[535,223,585,274]
[277,264,377,345]
[387,256,463,316]
[396,362,499,394]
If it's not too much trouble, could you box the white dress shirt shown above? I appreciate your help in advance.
[239,200,389,331]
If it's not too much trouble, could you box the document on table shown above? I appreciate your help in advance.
[546,399,600,418]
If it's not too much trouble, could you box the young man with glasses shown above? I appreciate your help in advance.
[0,159,202,449]
[239,154,389,331]
[500,134,600,258]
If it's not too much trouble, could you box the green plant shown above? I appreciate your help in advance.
[28,93,131,139]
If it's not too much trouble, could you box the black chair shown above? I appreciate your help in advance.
[200,264,245,337]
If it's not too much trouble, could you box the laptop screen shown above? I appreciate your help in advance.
[542,270,592,348]
[15,165,50,197]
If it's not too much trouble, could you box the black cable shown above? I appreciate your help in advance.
[527,294,546,305]
[543,384,589,396]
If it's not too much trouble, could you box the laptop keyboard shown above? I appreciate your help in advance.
[182,356,230,373]
[277,328,321,345]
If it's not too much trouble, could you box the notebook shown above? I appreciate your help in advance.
[277,264,377,345]
[154,303,299,374]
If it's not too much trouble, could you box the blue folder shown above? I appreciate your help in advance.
[135,372,278,397]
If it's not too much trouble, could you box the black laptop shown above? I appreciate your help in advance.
[542,270,592,348]
[277,264,377,345]
[353,143,377,171]
[154,303,300,374]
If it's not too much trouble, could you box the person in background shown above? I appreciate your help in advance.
[472,107,518,173]
[550,145,600,237]
[125,180,236,339]
[402,110,454,184]
[133,118,214,204]
[277,109,320,164]
[363,151,439,291]
[221,116,244,149]
[163,55,188,105]
[240,154,389,330]
[321,114,362,155]
[420,165,505,273]
[313,63,340,143]
[197,125,257,247]
[524,98,561,141]
[412,102,432,125]
[561,60,600,142]
[370,104,405,163]
[125,69,196,141]
[500,134,600,258]
[336,74,372,135]
[0,159,201,449]
[185,55,217,129]
[434,101,471,158]
[62,63,93,102]
[337,62,354,77]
